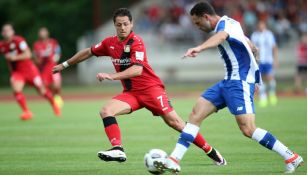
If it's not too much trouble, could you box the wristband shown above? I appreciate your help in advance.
[62,61,69,68]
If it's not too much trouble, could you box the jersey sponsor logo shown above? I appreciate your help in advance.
[112,58,131,66]
[135,51,144,61]
[124,45,130,53]
[110,46,115,49]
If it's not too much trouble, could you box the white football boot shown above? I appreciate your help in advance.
[97,146,127,162]
[284,153,303,173]
[154,157,181,174]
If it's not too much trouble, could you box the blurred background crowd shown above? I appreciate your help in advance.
[136,0,307,46]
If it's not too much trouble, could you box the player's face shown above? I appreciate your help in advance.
[1,25,15,40]
[191,15,212,33]
[39,28,49,40]
[114,16,133,40]
[258,22,266,32]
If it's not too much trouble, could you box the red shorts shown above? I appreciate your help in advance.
[11,66,43,87]
[113,86,174,116]
[40,63,62,86]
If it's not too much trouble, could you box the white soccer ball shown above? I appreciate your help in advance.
[144,149,168,174]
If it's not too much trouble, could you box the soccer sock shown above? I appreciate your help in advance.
[43,90,56,105]
[252,128,294,160]
[103,116,122,147]
[269,79,276,95]
[259,83,267,100]
[14,92,29,112]
[193,133,212,153]
[170,123,199,161]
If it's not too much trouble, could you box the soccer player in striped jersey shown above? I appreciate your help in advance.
[154,1,303,174]
[251,21,278,107]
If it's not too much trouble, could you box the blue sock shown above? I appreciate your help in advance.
[252,128,294,160]
[170,123,199,161]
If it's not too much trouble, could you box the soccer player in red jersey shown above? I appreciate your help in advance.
[0,24,61,120]
[53,8,226,164]
[33,27,63,108]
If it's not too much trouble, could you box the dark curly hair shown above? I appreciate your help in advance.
[190,1,216,17]
[113,8,132,23]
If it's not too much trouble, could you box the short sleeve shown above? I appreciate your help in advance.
[91,38,109,56]
[17,39,28,51]
[216,20,226,33]
[130,40,145,66]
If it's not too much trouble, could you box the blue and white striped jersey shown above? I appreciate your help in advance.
[214,16,260,84]
[251,29,276,64]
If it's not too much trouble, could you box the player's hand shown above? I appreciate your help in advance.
[254,84,260,94]
[4,54,16,61]
[182,47,202,59]
[52,64,64,74]
[96,73,113,81]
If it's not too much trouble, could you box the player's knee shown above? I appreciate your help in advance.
[100,106,114,118]
[240,126,255,138]
[165,118,183,131]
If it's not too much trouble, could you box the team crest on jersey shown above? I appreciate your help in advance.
[124,45,130,53]
[10,43,15,50]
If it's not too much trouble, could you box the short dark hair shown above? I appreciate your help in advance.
[190,1,216,17]
[113,8,132,23]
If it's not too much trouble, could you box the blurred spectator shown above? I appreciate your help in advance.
[251,21,279,107]
[294,33,307,94]
[274,12,291,47]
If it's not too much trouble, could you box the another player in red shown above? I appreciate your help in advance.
[53,8,226,164]
[0,23,61,120]
[33,27,63,107]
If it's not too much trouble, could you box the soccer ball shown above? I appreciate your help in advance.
[144,149,168,174]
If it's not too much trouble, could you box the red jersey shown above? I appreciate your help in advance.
[0,35,34,73]
[33,38,61,70]
[297,42,307,65]
[91,32,164,91]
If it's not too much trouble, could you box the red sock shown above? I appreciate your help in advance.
[14,92,29,112]
[43,90,55,105]
[193,133,212,153]
[103,117,122,147]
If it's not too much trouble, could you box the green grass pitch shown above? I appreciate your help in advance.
[0,96,306,175]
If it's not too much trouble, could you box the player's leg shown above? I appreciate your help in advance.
[266,65,278,105]
[258,64,269,107]
[33,75,61,116]
[52,72,64,108]
[98,93,140,162]
[162,110,226,165]
[10,74,32,120]
[155,97,218,173]
[229,80,303,173]
[235,114,303,173]
[294,66,303,93]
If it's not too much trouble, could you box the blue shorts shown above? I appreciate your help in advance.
[202,80,255,115]
[259,63,273,75]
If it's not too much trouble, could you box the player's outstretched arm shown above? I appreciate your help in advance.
[96,65,143,81]
[52,48,92,73]
[184,31,228,58]
[5,48,32,61]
